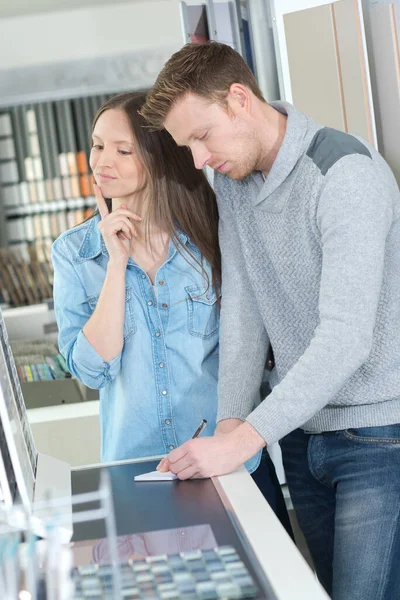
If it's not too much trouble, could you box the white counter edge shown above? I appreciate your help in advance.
[214,467,329,600]
[27,399,100,423]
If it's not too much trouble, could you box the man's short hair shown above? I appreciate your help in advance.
[141,42,265,129]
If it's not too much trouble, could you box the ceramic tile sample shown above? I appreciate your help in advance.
[333,0,375,143]
[368,2,400,181]
[283,0,375,144]
[284,4,346,130]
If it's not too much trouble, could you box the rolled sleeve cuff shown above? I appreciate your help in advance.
[246,390,292,447]
[217,391,257,424]
[72,330,122,381]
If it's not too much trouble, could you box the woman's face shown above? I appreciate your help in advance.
[90,108,147,199]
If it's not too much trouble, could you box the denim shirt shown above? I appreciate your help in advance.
[52,214,261,472]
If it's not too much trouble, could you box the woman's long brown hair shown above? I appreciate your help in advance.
[90,91,221,292]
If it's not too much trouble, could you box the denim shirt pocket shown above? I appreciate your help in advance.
[87,285,137,341]
[185,284,220,339]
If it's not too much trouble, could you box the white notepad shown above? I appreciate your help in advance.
[134,470,177,481]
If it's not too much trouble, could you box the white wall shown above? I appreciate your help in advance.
[28,402,101,467]
[0,0,138,19]
[0,0,182,69]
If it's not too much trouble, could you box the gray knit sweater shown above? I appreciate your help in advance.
[214,101,400,445]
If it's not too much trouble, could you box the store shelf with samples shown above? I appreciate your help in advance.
[2,301,99,409]
[0,0,183,308]
[0,93,110,309]
[5,98,95,217]
[0,92,110,460]
[1,301,101,466]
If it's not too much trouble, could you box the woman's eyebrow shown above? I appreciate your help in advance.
[92,134,134,145]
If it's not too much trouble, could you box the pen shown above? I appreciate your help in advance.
[156,419,208,472]
[191,419,207,439]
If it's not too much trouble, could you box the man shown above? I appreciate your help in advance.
[141,42,400,600]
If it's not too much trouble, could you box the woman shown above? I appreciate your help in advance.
[52,92,291,534]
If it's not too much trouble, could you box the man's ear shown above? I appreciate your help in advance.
[227,83,248,111]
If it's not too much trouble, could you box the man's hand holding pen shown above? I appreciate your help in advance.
[157,419,265,480]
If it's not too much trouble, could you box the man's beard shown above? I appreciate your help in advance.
[227,161,255,181]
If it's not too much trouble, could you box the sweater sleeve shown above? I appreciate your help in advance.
[216,189,269,423]
[246,155,394,444]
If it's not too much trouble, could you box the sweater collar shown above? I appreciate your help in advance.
[251,102,320,211]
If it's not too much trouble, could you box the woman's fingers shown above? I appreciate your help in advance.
[121,218,137,238]
[94,191,142,225]
[114,202,142,222]
[101,216,137,239]
[117,231,129,242]
[114,208,142,222]
[120,223,136,239]
[95,192,140,247]
[94,184,109,220]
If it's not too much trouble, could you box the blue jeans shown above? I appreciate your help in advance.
[280,426,400,600]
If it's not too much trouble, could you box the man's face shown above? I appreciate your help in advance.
[164,92,261,180]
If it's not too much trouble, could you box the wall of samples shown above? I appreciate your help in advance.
[1,96,103,239]
[0,94,114,307]
[0,0,183,308]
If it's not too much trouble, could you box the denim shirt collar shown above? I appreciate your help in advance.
[75,213,189,263]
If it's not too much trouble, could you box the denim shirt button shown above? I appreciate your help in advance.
[162,303,168,309]
[162,390,167,395]
[165,419,171,425]
[169,445,175,450]
[141,274,146,279]
[159,362,165,368]
[148,300,153,306]
[155,331,161,337]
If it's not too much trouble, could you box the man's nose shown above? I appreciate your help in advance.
[192,146,212,170]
